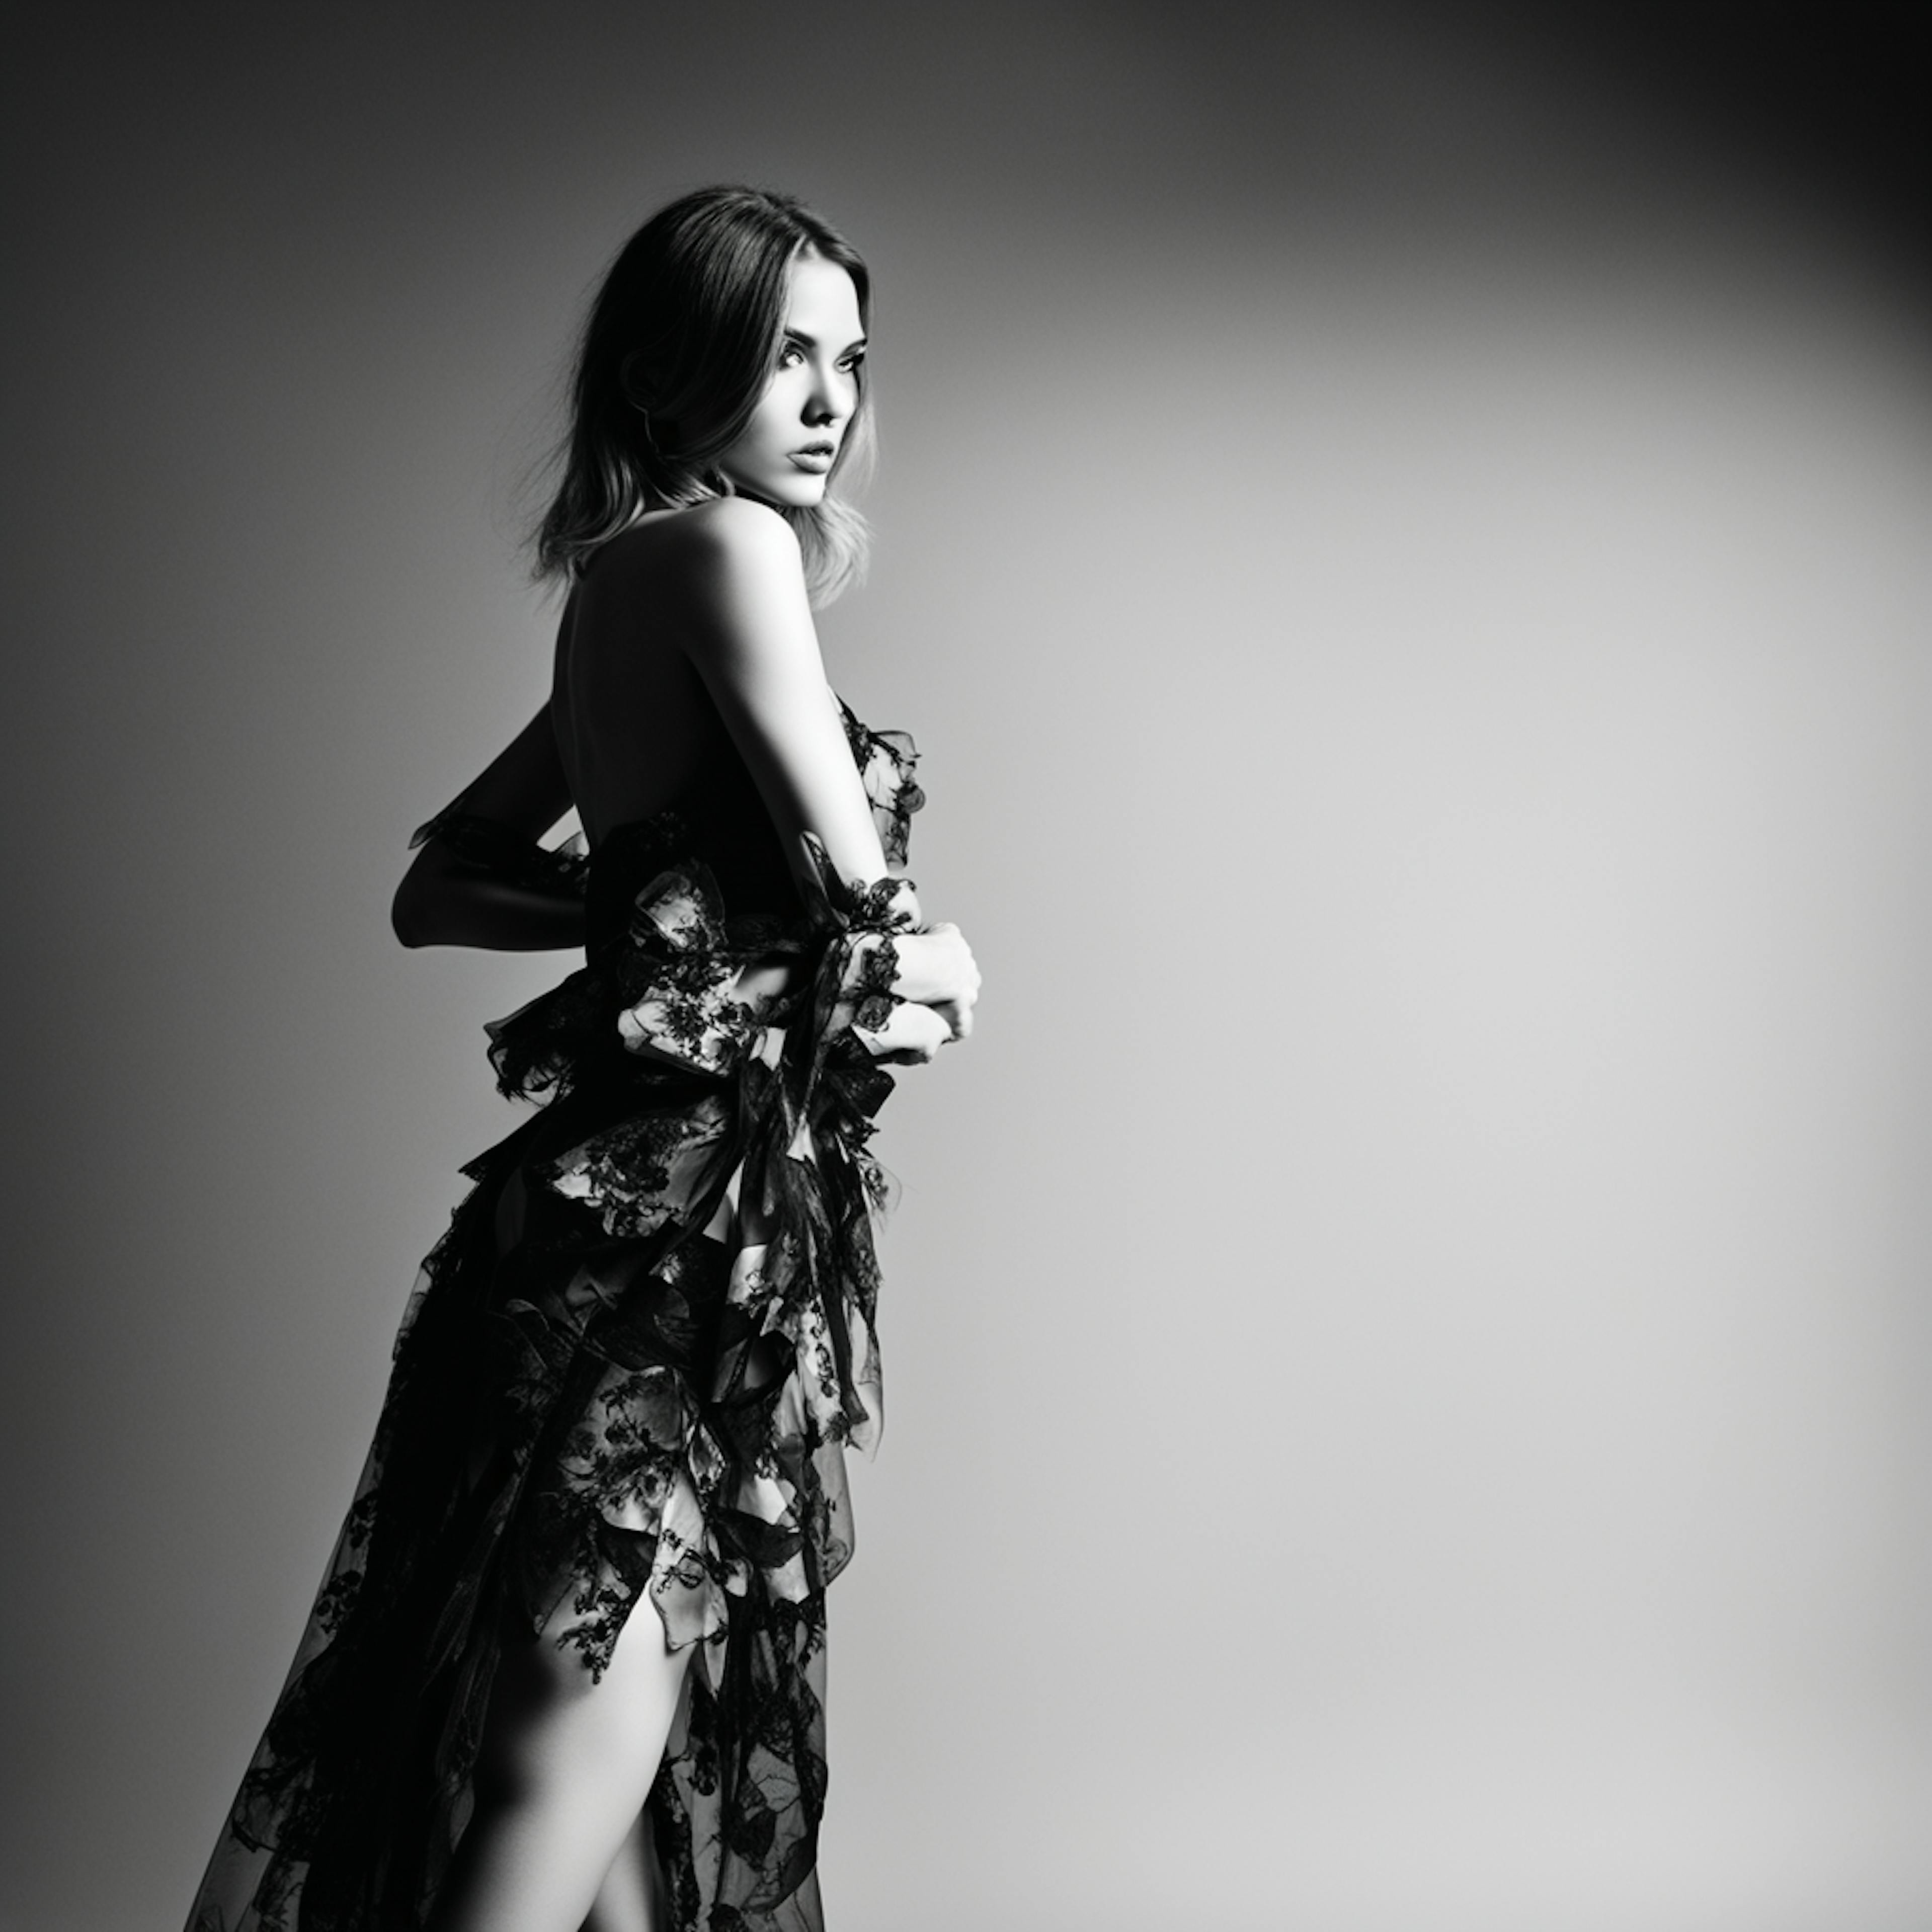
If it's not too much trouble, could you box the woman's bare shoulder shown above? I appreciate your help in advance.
[586,499,801,604]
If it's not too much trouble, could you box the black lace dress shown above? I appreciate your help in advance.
[187,697,925,1932]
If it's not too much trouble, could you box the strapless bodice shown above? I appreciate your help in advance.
[582,693,921,959]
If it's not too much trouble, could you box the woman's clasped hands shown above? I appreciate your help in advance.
[851,921,980,1064]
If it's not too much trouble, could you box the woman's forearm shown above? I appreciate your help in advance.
[392,841,587,951]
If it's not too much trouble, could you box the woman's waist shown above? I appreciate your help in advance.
[584,810,802,947]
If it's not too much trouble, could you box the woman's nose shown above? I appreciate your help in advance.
[804,363,854,425]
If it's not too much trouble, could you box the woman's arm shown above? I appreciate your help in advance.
[660,500,979,1042]
[391,705,587,951]
[665,498,893,891]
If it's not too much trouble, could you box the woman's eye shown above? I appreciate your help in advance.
[777,344,805,368]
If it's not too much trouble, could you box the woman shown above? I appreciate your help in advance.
[187,185,979,1932]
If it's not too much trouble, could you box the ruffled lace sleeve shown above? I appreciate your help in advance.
[838,697,924,870]
[534,836,920,1253]
[612,840,919,1081]
[612,863,773,1076]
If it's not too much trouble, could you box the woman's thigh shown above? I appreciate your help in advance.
[476,1595,690,1809]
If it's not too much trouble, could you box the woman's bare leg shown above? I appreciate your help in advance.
[428,1603,686,1932]
[583,1806,666,1932]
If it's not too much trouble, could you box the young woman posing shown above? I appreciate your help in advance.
[187,185,978,1932]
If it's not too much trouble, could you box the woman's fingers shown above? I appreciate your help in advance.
[929,999,973,1042]
[854,999,952,1063]
[890,925,981,1010]
[887,1003,949,1063]
[851,923,982,1063]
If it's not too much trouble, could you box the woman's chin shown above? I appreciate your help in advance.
[726,472,827,512]
[772,478,829,510]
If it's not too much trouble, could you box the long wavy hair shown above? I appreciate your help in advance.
[532,185,874,604]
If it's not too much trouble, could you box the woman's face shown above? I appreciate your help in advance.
[716,251,865,509]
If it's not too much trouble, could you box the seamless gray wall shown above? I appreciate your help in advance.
[4,6,1929,1929]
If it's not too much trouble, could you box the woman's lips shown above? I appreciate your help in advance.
[787,446,835,473]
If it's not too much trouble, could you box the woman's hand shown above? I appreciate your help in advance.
[847,921,979,1063]
[852,998,956,1065]
[886,922,981,1014]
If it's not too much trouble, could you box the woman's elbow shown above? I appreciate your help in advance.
[391,865,438,948]
[391,892,424,948]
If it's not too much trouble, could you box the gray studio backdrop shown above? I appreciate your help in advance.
[4,5,1929,1929]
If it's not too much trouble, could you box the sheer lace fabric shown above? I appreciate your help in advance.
[187,699,922,1932]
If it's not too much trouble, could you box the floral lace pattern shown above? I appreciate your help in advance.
[845,934,902,1034]
[838,697,922,871]
[187,702,924,1932]
[615,865,763,1076]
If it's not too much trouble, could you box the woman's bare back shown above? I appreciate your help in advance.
[550,511,730,848]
